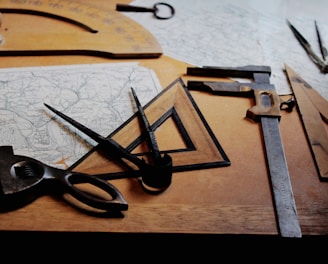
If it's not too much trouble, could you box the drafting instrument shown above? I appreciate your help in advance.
[131,87,162,163]
[0,0,162,58]
[0,145,128,214]
[45,76,231,189]
[315,20,328,61]
[131,87,173,192]
[69,78,230,179]
[0,77,230,214]
[285,64,328,180]
[116,2,175,20]
[44,102,173,193]
[287,19,328,73]
[187,65,302,237]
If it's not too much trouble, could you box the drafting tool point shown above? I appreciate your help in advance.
[187,65,302,238]
[287,19,328,73]
[0,0,162,58]
[285,64,328,180]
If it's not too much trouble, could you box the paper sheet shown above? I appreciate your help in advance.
[124,0,328,99]
[0,62,161,169]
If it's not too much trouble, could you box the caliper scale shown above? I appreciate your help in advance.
[0,0,162,58]
[187,65,302,238]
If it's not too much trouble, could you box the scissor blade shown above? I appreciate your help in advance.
[285,64,328,180]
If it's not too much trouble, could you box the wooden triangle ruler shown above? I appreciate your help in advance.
[72,78,231,179]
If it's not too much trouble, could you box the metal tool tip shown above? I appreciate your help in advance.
[131,87,136,95]
[44,103,53,111]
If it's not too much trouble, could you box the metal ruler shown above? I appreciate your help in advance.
[187,65,302,237]
[256,73,301,237]
[261,113,302,238]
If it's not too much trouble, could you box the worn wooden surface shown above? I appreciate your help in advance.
[0,0,327,236]
[0,0,162,58]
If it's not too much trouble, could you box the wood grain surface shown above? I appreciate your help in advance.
[0,0,327,236]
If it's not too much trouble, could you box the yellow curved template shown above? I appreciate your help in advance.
[0,0,162,58]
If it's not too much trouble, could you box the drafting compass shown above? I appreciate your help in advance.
[51,78,231,179]
[287,20,328,73]
[44,88,174,194]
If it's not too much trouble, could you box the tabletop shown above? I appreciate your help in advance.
[0,0,327,239]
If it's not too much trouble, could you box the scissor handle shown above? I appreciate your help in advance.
[51,169,129,212]
[153,2,175,19]
[0,146,128,213]
[116,2,175,20]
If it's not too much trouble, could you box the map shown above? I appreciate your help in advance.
[126,0,328,100]
[0,62,161,169]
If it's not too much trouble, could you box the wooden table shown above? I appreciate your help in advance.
[0,0,327,241]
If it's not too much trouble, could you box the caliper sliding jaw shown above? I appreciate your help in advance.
[187,65,302,238]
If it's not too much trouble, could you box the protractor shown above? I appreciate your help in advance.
[0,0,162,58]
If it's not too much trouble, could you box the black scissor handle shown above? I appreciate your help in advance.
[153,2,175,19]
[116,2,175,20]
[53,170,129,212]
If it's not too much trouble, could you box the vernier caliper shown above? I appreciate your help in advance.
[187,65,302,238]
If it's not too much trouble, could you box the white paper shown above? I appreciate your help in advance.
[125,0,328,99]
[0,62,161,168]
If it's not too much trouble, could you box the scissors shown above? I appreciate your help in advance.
[44,89,173,194]
[287,19,328,73]
[116,2,175,20]
[0,145,128,214]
